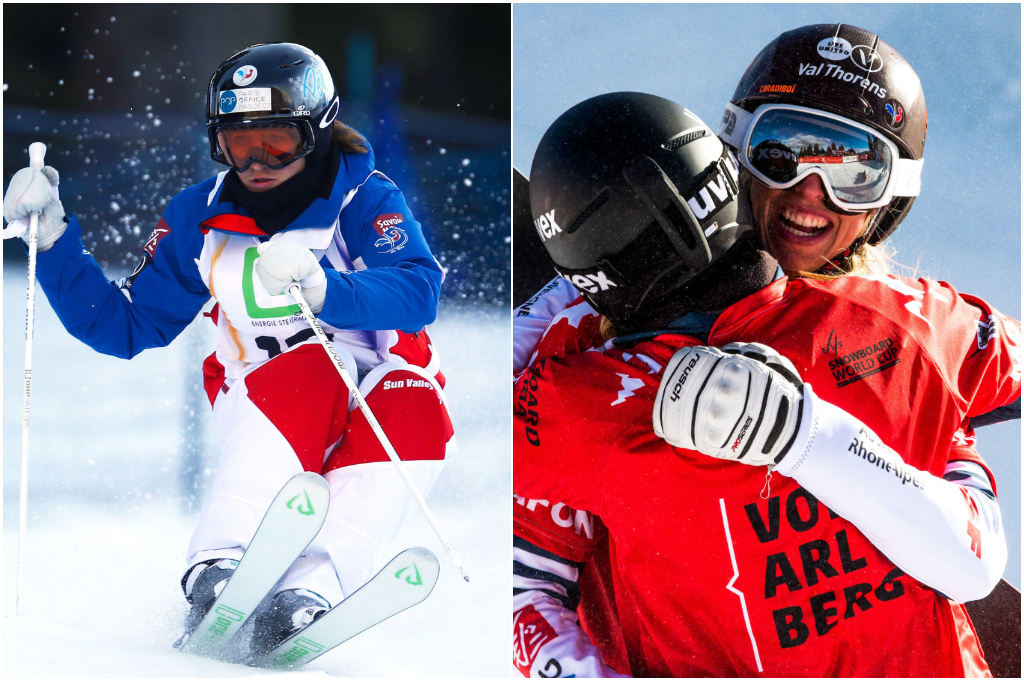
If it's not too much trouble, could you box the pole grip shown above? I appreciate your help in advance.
[28,142,46,170]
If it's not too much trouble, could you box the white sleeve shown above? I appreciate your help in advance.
[513,278,580,375]
[513,541,629,678]
[775,385,1006,603]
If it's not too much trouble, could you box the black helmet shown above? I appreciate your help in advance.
[720,24,926,244]
[206,43,340,168]
[530,92,750,332]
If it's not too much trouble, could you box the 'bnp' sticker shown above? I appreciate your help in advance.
[218,87,272,114]
[233,65,258,86]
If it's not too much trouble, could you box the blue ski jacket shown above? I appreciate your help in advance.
[34,140,444,364]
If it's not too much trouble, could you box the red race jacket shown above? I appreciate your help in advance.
[514,274,1020,677]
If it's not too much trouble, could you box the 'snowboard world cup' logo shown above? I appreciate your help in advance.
[373,213,409,253]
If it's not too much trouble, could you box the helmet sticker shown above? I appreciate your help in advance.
[218,88,272,114]
[884,100,906,131]
[302,66,326,99]
[232,65,258,86]
[797,62,888,100]
[318,97,340,129]
[817,37,852,61]
[850,45,884,72]
[759,84,796,94]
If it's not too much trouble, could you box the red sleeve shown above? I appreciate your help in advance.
[945,423,999,498]
[956,296,1021,417]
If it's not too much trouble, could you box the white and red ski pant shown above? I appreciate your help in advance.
[186,342,454,606]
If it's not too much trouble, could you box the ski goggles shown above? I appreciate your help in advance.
[718,103,922,211]
[214,122,312,171]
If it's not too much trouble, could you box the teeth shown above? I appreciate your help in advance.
[781,208,830,231]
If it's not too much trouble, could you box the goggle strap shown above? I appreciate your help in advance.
[892,158,923,197]
[717,102,753,150]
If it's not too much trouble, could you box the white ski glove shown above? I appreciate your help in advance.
[653,342,804,466]
[254,241,328,313]
[2,165,67,251]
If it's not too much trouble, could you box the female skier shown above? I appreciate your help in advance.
[512,90,1019,677]
[3,43,454,652]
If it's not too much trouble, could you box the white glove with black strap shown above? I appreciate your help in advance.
[653,342,804,466]
[2,165,67,251]
[254,241,328,313]
[655,344,1008,603]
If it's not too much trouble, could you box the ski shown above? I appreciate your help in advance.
[256,547,440,669]
[179,471,330,659]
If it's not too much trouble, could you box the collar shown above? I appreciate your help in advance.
[612,265,785,347]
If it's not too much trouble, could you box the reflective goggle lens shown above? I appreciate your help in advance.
[217,124,305,170]
[746,110,894,205]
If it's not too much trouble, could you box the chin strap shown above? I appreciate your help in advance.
[815,207,879,275]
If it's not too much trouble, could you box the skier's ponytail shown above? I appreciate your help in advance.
[332,121,369,155]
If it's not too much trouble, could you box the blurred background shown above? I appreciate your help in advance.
[4,5,510,675]
[514,3,1021,588]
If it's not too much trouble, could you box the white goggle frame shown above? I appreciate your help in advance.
[718,102,923,212]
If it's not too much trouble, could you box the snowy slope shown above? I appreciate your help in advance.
[3,267,510,677]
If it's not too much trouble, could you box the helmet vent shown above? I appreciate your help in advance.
[663,128,706,151]
[566,188,610,234]
[661,203,697,250]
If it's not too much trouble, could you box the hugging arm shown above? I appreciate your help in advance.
[654,342,1010,602]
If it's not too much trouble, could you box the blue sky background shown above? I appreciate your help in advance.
[514,4,1022,585]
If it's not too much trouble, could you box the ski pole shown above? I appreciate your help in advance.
[17,141,47,615]
[287,284,470,583]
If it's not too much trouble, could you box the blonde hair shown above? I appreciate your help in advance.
[599,315,618,342]
[331,120,369,154]
[791,239,896,280]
